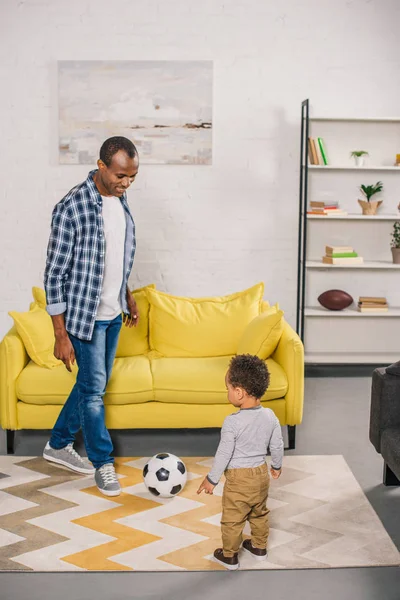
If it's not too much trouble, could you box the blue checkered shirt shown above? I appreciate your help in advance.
[44,170,136,341]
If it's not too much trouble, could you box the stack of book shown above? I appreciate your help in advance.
[308,201,348,217]
[322,246,364,265]
[358,297,388,312]
[308,137,328,165]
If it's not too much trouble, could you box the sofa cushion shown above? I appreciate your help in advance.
[8,305,62,369]
[32,286,47,309]
[16,356,153,405]
[116,284,155,357]
[237,305,284,359]
[151,355,288,404]
[147,283,264,358]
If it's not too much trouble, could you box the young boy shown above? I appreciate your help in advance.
[197,354,284,570]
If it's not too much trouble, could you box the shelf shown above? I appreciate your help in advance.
[306,260,400,270]
[305,353,399,364]
[310,117,400,123]
[308,165,400,171]
[305,307,400,318]
[307,214,399,221]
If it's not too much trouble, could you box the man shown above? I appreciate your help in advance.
[43,136,139,497]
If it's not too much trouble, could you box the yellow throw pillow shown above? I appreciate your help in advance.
[237,305,284,359]
[116,284,155,357]
[147,283,264,358]
[32,287,47,309]
[8,305,62,369]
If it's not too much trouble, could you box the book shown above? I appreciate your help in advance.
[310,201,339,208]
[358,303,388,309]
[322,256,364,265]
[314,140,324,165]
[318,137,328,165]
[308,213,349,217]
[359,296,387,304]
[308,138,316,165]
[308,137,319,165]
[326,245,354,254]
[331,252,358,258]
[358,306,389,312]
[311,138,320,165]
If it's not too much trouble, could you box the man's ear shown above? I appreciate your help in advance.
[97,159,106,171]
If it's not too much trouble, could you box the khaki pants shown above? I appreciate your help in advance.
[221,463,270,557]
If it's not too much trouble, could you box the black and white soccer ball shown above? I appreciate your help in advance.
[143,453,187,498]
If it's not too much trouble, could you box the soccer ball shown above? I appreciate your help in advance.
[143,453,187,498]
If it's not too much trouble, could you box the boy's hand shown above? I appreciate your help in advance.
[270,467,282,479]
[197,477,216,495]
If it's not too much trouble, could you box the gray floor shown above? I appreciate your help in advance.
[1,377,399,600]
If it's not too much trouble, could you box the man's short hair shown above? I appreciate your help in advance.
[99,136,138,167]
[227,354,270,399]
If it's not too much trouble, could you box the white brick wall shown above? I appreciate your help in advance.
[0,0,399,338]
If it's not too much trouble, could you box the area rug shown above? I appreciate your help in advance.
[0,455,398,571]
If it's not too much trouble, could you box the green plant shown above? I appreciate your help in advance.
[391,222,400,248]
[351,150,369,158]
[360,181,383,202]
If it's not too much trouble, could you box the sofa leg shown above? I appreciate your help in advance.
[383,462,400,486]
[287,425,296,450]
[6,430,15,455]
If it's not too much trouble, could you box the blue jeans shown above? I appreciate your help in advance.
[50,314,122,469]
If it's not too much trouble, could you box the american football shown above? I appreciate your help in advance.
[317,289,353,311]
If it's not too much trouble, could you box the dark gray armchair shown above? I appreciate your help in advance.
[370,363,400,486]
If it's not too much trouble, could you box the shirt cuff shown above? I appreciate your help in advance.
[46,302,67,316]
[271,465,282,471]
[207,474,218,486]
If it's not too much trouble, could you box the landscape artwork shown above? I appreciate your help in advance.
[58,60,213,165]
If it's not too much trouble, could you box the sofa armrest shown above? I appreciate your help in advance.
[370,367,400,454]
[0,326,29,429]
[272,320,304,425]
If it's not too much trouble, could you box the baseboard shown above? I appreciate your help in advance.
[305,363,388,378]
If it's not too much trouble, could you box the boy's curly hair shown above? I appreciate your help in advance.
[227,354,270,399]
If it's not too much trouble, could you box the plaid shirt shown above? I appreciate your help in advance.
[44,170,136,341]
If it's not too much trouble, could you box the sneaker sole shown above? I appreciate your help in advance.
[241,545,268,562]
[212,556,239,570]
[96,485,121,497]
[43,452,95,475]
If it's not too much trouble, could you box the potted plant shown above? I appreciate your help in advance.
[391,221,400,264]
[358,181,383,216]
[350,150,369,167]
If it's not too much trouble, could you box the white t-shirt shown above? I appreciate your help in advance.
[95,196,126,321]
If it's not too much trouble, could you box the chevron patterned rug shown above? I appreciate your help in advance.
[0,455,398,571]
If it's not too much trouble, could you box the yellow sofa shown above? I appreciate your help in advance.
[0,283,304,453]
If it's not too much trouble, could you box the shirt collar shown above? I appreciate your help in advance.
[86,169,128,206]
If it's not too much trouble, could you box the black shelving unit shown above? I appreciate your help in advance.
[296,99,309,343]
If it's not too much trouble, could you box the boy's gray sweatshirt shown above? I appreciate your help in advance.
[207,406,284,485]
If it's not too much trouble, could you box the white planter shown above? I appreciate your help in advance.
[355,156,364,167]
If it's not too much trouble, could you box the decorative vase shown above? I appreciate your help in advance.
[391,247,400,264]
[355,156,364,167]
[358,199,382,216]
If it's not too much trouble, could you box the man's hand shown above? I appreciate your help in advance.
[270,467,282,480]
[54,333,75,372]
[124,292,139,328]
[197,477,216,495]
